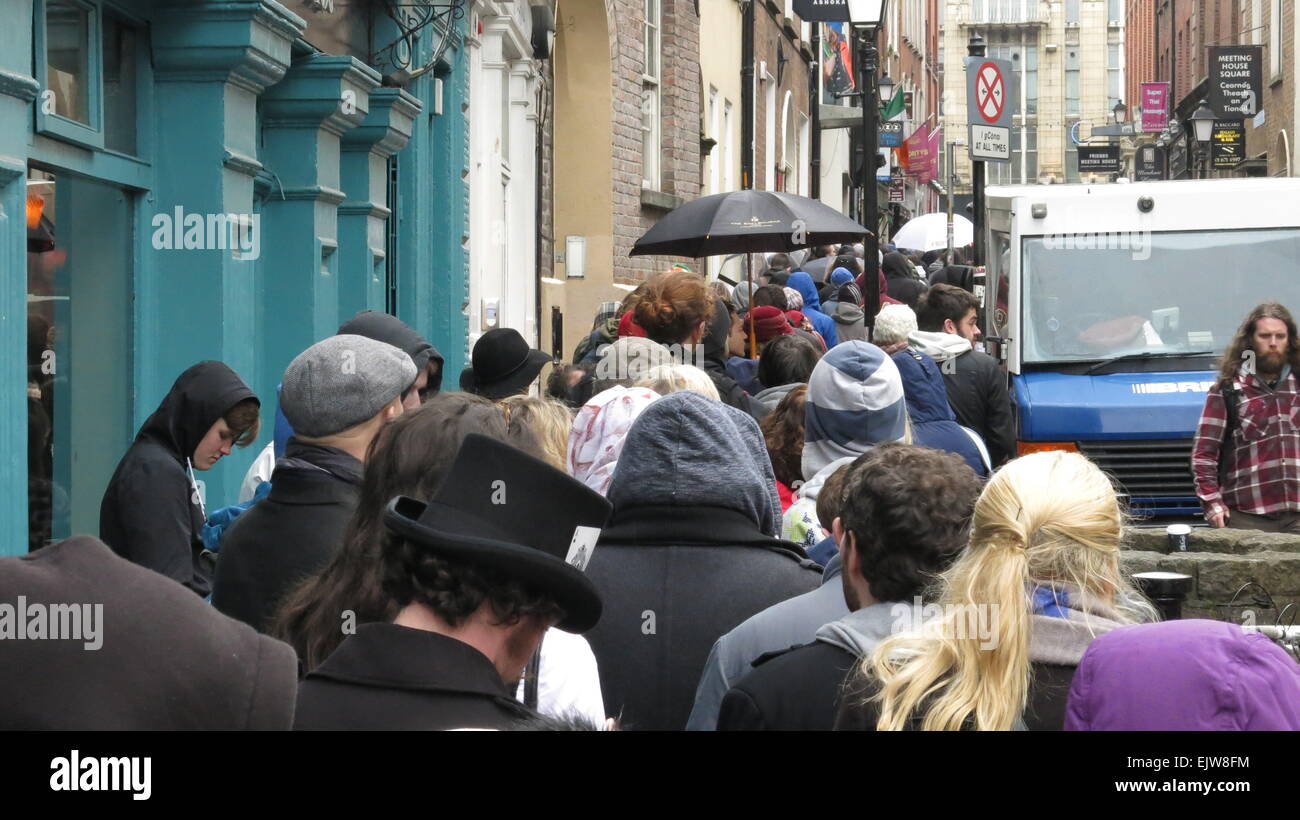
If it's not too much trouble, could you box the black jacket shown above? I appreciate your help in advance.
[941,349,1016,468]
[882,252,927,310]
[99,361,257,596]
[294,623,537,730]
[702,300,769,421]
[833,662,1078,730]
[717,640,857,731]
[584,505,822,730]
[0,536,297,730]
[212,441,363,632]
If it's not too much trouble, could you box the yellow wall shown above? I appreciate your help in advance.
[548,0,619,362]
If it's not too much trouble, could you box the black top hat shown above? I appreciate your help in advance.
[384,433,612,633]
[459,328,552,400]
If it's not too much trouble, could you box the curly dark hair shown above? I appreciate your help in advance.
[838,443,980,602]
[1217,301,1300,385]
[759,384,808,488]
[381,537,566,629]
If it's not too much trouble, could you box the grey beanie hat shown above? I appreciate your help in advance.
[281,334,417,437]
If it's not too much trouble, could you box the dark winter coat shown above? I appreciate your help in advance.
[941,349,1015,468]
[0,536,297,729]
[294,623,536,730]
[702,300,769,421]
[890,350,989,475]
[583,392,822,730]
[719,641,856,731]
[99,361,257,596]
[882,252,927,310]
[211,440,363,632]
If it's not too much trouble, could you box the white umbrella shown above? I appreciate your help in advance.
[890,212,974,253]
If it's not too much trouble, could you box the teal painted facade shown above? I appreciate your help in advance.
[2,1,471,556]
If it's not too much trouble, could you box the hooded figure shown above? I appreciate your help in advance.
[822,269,868,344]
[909,327,1016,469]
[99,362,258,597]
[1065,619,1300,731]
[583,392,821,730]
[786,272,839,348]
[732,280,761,312]
[337,310,444,396]
[783,342,906,549]
[882,251,926,310]
[701,299,769,421]
[890,350,990,476]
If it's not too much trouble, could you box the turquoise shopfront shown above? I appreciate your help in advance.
[0,0,470,556]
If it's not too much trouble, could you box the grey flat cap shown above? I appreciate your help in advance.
[281,334,417,438]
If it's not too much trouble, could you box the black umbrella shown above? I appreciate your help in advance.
[628,190,870,258]
[630,190,872,357]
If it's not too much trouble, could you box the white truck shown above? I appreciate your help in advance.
[980,178,1300,515]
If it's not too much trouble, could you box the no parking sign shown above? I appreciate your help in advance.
[966,57,1015,163]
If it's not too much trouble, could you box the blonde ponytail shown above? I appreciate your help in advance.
[862,450,1154,731]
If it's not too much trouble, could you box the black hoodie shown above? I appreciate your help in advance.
[882,251,927,310]
[338,310,444,394]
[99,362,258,596]
[702,301,769,421]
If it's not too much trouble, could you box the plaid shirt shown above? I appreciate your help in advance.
[1191,370,1300,518]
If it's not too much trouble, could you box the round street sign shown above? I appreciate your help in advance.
[976,61,1005,124]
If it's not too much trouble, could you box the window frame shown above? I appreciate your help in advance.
[35,0,104,149]
[641,0,662,190]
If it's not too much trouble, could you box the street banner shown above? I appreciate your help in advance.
[966,57,1015,162]
[1078,145,1121,174]
[820,23,855,104]
[905,124,937,184]
[1135,144,1165,181]
[1140,82,1169,133]
[889,180,905,203]
[1208,45,1263,118]
[1212,119,1245,168]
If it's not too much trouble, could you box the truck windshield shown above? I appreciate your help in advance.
[1021,228,1300,364]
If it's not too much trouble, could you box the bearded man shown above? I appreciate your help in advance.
[1192,302,1300,532]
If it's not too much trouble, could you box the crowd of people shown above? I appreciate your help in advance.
[3,251,1299,731]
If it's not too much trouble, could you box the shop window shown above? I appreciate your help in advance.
[35,0,141,154]
[26,167,134,551]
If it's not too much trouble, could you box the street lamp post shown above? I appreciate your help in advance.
[846,0,888,339]
[946,139,966,259]
[1190,99,1216,180]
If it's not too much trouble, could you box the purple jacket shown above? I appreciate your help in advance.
[1065,619,1300,731]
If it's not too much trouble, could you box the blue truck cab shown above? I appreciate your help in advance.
[981,179,1300,516]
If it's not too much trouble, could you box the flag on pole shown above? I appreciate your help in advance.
[878,88,906,123]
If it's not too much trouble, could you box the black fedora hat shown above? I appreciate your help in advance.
[459,328,552,400]
[384,433,612,633]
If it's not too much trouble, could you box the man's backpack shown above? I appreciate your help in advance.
[1217,381,1242,484]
